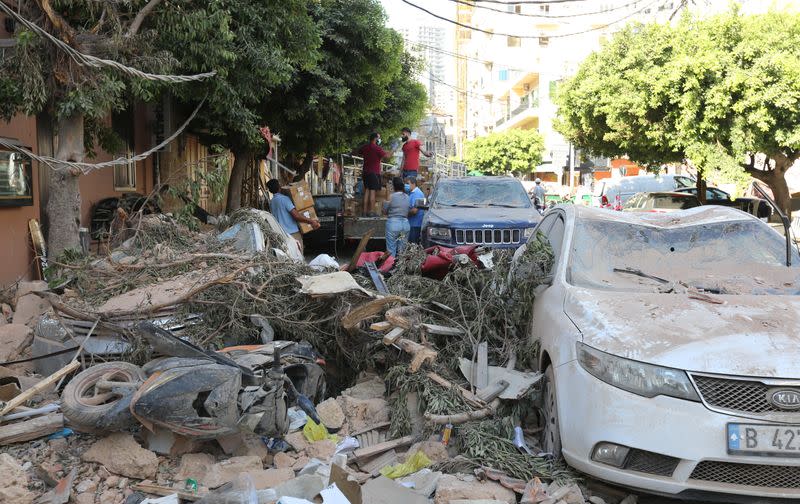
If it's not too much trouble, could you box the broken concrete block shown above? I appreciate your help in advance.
[175,453,215,482]
[316,398,345,431]
[588,497,607,504]
[398,469,442,497]
[342,374,386,400]
[434,474,516,504]
[407,438,450,464]
[0,453,35,503]
[203,456,263,489]
[82,433,159,480]
[273,473,327,501]
[247,467,295,490]
[285,431,310,452]
[450,500,510,504]
[233,434,270,463]
[361,475,429,504]
[0,324,33,361]
[273,451,296,469]
[1,303,13,323]
[338,395,389,433]
[292,455,310,471]
[75,492,95,504]
[11,294,50,327]
[13,281,48,305]
[305,440,337,461]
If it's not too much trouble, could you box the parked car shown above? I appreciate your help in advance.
[523,204,800,500]
[674,186,772,218]
[421,176,541,249]
[623,191,702,212]
[592,174,695,208]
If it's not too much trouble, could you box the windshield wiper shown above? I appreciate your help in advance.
[487,203,525,208]
[613,267,670,284]
[438,203,480,208]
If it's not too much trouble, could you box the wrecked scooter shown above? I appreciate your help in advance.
[60,322,325,440]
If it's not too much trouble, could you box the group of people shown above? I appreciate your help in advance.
[266,126,431,257]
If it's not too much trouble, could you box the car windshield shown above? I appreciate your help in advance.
[569,219,800,295]
[433,180,531,208]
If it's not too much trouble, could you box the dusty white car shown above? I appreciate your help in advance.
[529,205,800,500]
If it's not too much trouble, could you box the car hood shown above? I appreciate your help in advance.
[565,288,800,377]
[427,207,539,227]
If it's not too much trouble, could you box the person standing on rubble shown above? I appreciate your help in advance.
[267,179,320,253]
[383,176,411,256]
[358,132,392,217]
[400,127,432,181]
[405,176,425,244]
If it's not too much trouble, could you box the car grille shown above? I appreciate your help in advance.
[454,228,521,245]
[692,374,800,414]
[623,449,680,477]
[690,461,800,489]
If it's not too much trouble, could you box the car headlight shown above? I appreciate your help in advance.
[523,227,535,239]
[577,343,700,402]
[428,227,451,240]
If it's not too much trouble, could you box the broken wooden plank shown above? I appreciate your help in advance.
[0,413,63,445]
[382,327,405,346]
[385,306,420,329]
[353,435,415,462]
[347,229,375,272]
[349,421,391,438]
[369,321,393,332]
[342,296,403,333]
[475,341,489,389]
[133,483,202,502]
[477,380,510,402]
[365,261,389,295]
[356,449,398,476]
[0,360,80,416]
[421,323,464,336]
[393,337,436,372]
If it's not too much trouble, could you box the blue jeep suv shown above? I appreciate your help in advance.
[420,176,541,249]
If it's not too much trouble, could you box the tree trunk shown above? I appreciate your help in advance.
[695,171,707,204]
[46,114,84,258]
[226,147,250,213]
[748,155,794,218]
[295,144,315,182]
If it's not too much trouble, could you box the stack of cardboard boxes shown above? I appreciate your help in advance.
[284,181,317,234]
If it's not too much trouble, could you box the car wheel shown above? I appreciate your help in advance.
[541,365,563,458]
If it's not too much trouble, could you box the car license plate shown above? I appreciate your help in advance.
[728,423,800,457]
[318,217,334,223]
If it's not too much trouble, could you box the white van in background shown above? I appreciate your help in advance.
[591,174,695,207]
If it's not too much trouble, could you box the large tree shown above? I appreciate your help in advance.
[556,9,800,215]
[263,0,427,175]
[152,0,321,212]
[0,0,216,256]
[463,129,545,176]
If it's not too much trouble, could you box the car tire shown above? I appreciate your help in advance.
[61,362,145,432]
[542,365,563,458]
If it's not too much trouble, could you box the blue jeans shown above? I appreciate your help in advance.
[408,226,421,244]
[386,217,410,256]
[402,170,418,181]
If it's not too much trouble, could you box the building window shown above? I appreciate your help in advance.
[114,154,136,191]
[499,68,509,81]
[540,4,550,13]
[507,36,521,47]
[539,36,550,47]
[0,149,33,207]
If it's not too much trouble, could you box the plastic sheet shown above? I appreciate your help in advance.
[379,451,432,479]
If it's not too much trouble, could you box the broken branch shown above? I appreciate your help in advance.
[425,399,500,425]
[126,0,164,37]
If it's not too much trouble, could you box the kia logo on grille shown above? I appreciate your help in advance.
[768,389,800,410]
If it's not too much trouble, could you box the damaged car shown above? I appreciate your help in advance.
[61,322,325,439]
[527,205,800,501]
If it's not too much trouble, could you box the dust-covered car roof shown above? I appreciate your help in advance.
[568,204,758,228]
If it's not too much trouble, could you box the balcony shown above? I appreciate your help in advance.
[494,94,539,131]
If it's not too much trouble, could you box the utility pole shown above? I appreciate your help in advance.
[455,1,473,159]
[569,143,576,192]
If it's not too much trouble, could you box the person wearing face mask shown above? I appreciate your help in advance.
[404,176,426,244]
[357,132,392,217]
[400,127,432,181]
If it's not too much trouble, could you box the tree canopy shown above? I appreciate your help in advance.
[555,8,800,214]
[463,129,545,176]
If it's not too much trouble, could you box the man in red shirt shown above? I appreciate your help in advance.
[400,127,432,181]
[358,132,392,217]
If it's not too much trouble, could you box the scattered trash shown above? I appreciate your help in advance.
[309,254,340,271]
[303,418,338,443]
[379,451,432,479]
[47,427,74,440]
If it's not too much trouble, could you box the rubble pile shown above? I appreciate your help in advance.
[0,210,639,504]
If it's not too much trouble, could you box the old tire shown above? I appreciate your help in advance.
[541,365,563,459]
[61,362,145,432]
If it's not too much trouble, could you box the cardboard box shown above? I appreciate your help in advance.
[297,206,318,234]
[285,181,315,210]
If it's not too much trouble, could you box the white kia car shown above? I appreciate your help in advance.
[528,205,800,500]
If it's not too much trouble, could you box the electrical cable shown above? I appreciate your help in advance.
[446,0,647,18]
[403,37,527,71]
[400,0,664,39]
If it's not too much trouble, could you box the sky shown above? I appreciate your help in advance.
[379,0,454,30]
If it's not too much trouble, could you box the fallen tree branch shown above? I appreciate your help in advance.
[424,399,500,425]
[341,296,404,332]
[427,372,487,409]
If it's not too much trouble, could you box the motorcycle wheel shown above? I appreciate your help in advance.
[61,361,145,432]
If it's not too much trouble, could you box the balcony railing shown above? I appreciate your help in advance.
[495,93,539,128]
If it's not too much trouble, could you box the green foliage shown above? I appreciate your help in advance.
[168,151,230,229]
[556,8,800,179]
[463,129,545,176]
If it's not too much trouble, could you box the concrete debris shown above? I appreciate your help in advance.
[13,281,48,305]
[337,396,389,434]
[11,294,50,327]
[82,433,159,480]
[0,453,35,504]
[273,473,328,501]
[397,469,442,497]
[248,467,296,490]
[407,439,450,464]
[317,398,345,431]
[203,455,263,489]
[306,439,338,461]
[434,474,516,504]
[0,324,33,361]
[361,476,429,504]
[174,452,215,482]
